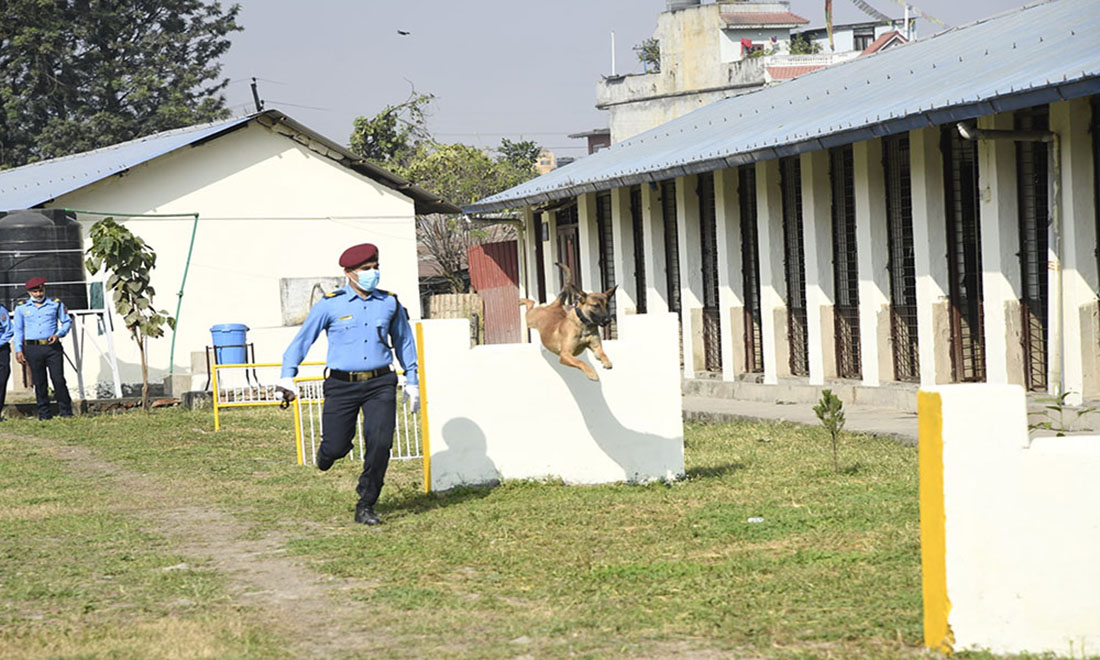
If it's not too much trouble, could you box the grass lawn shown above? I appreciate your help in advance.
[1,406,948,658]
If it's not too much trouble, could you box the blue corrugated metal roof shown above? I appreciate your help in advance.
[0,115,254,210]
[0,110,461,214]
[466,0,1100,213]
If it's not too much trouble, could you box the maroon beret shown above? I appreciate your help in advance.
[338,243,378,268]
[25,277,46,289]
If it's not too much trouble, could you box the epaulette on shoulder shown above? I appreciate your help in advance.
[324,289,346,298]
[16,300,26,306]
[52,298,60,302]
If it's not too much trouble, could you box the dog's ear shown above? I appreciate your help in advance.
[603,284,618,299]
[576,290,588,304]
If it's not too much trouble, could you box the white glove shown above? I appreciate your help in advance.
[402,386,420,413]
[276,377,300,402]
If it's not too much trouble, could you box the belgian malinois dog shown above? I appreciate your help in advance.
[520,263,617,381]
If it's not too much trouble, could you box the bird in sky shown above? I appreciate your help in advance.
[397,30,410,36]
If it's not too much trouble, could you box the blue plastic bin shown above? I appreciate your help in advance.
[210,323,249,365]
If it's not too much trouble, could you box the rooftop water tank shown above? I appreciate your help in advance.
[0,209,88,312]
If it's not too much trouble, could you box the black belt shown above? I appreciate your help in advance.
[327,366,392,382]
[24,339,51,346]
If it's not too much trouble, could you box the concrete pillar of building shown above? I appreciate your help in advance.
[853,139,893,386]
[910,127,953,386]
[714,167,744,381]
[609,187,631,325]
[677,174,703,378]
[642,183,669,314]
[543,210,558,292]
[801,150,834,386]
[976,112,1024,386]
[519,207,535,301]
[756,159,787,384]
[577,193,599,292]
[1051,98,1100,403]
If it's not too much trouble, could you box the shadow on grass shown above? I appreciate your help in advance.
[386,482,497,517]
[685,462,746,481]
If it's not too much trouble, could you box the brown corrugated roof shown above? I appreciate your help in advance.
[766,64,826,80]
[721,12,809,26]
[861,30,908,55]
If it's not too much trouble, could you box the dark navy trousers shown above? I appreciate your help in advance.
[0,345,9,419]
[320,371,398,507]
[24,343,73,419]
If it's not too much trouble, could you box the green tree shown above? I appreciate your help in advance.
[85,218,176,410]
[405,143,534,293]
[634,37,661,73]
[789,34,823,55]
[0,0,242,168]
[497,138,541,171]
[348,92,436,176]
[350,93,541,293]
[813,389,846,473]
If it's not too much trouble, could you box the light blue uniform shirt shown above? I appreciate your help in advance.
[12,297,72,352]
[281,285,418,386]
[0,306,11,345]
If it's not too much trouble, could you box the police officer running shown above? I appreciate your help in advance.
[0,302,11,421]
[13,277,74,420]
[277,243,419,526]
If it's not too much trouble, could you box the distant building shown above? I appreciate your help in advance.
[568,128,612,155]
[793,20,909,57]
[596,0,909,143]
[535,148,557,175]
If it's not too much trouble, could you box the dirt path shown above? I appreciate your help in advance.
[17,434,379,659]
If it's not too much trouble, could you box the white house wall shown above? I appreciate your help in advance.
[55,121,419,392]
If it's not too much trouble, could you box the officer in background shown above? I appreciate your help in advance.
[0,302,11,421]
[277,243,419,526]
[13,277,74,420]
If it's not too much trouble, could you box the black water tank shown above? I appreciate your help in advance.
[0,209,88,312]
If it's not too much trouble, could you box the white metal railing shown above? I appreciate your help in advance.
[211,361,326,430]
[292,375,421,466]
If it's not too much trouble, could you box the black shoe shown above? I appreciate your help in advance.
[354,503,382,526]
[315,449,334,472]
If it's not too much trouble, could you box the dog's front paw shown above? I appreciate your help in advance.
[601,360,613,370]
[586,371,600,381]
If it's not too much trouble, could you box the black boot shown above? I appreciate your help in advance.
[354,502,381,525]
[315,448,335,472]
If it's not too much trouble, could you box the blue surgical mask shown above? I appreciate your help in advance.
[356,269,380,292]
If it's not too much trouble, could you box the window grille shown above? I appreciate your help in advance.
[630,186,648,314]
[595,192,618,339]
[660,179,682,315]
[830,145,862,379]
[943,127,986,382]
[1016,106,1050,391]
[781,157,809,376]
[883,134,920,382]
[697,172,722,372]
[739,167,764,373]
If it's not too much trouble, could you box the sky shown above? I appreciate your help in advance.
[219,0,1031,159]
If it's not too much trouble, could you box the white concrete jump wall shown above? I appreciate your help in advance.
[417,313,685,491]
[919,384,1100,657]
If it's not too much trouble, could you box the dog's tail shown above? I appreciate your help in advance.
[554,262,581,305]
[519,298,536,312]
[554,262,574,287]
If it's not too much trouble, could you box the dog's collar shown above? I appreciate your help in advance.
[575,306,594,327]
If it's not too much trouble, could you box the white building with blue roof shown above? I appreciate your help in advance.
[468,0,1100,407]
[0,109,457,397]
